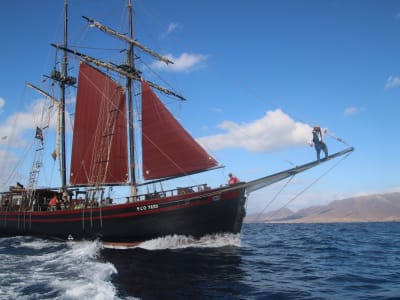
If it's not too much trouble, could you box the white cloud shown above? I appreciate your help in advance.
[0,97,59,148]
[160,22,181,38]
[197,109,312,152]
[0,149,21,190]
[0,96,62,189]
[210,107,223,114]
[151,52,208,72]
[344,106,363,116]
[0,97,4,114]
[385,76,400,89]
[167,22,178,34]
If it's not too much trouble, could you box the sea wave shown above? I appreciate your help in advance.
[103,233,241,250]
[2,223,399,299]
[0,237,119,300]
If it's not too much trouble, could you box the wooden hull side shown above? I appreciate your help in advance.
[0,186,246,242]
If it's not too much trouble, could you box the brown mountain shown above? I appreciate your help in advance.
[245,207,294,223]
[245,192,400,223]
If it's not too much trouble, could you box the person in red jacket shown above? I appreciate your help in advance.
[49,194,58,211]
[228,173,239,185]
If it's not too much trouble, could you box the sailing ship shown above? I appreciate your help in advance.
[0,1,353,243]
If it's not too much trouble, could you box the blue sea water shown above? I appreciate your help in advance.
[0,222,399,299]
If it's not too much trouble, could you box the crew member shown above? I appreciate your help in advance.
[311,125,328,161]
[49,194,58,211]
[228,173,240,185]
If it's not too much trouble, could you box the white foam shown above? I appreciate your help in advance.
[18,239,54,250]
[0,238,123,300]
[137,233,241,250]
[1,234,241,299]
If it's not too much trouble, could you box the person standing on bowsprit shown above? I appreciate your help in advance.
[311,126,328,162]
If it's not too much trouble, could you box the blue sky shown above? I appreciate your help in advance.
[0,0,399,214]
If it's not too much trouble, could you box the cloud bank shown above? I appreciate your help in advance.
[197,109,312,152]
[0,97,60,148]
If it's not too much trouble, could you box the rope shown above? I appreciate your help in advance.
[255,153,351,220]
[276,151,352,215]
[325,131,350,147]
[254,175,295,221]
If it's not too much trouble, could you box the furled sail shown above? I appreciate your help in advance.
[70,62,128,185]
[141,80,218,180]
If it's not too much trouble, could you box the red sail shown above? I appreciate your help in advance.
[70,63,128,185]
[141,80,218,180]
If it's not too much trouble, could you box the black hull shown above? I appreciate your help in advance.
[0,186,246,242]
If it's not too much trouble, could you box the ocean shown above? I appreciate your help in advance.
[0,222,399,299]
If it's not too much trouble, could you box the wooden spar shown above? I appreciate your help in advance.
[60,0,68,190]
[50,43,186,101]
[82,16,173,65]
[26,82,59,105]
[127,0,136,193]
[244,146,355,195]
[26,81,62,176]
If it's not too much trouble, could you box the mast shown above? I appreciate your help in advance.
[60,0,68,190]
[50,0,76,190]
[50,0,185,191]
[127,0,136,196]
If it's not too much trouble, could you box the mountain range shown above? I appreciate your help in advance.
[245,192,400,223]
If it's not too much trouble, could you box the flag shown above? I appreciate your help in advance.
[35,127,43,142]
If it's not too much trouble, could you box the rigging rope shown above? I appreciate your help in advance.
[259,150,353,221]
[254,175,295,221]
[325,132,350,147]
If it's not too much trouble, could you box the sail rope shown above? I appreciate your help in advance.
[253,175,295,221]
[136,56,184,103]
[325,132,350,147]
[263,150,353,221]
[141,130,200,185]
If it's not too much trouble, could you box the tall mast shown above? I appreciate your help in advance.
[127,0,136,196]
[50,0,76,189]
[60,0,68,189]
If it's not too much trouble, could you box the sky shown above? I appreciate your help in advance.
[0,0,399,214]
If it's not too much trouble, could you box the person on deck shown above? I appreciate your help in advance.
[228,173,240,185]
[311,126,328,161]
[49,194,58,211]
[92,198,99,207]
